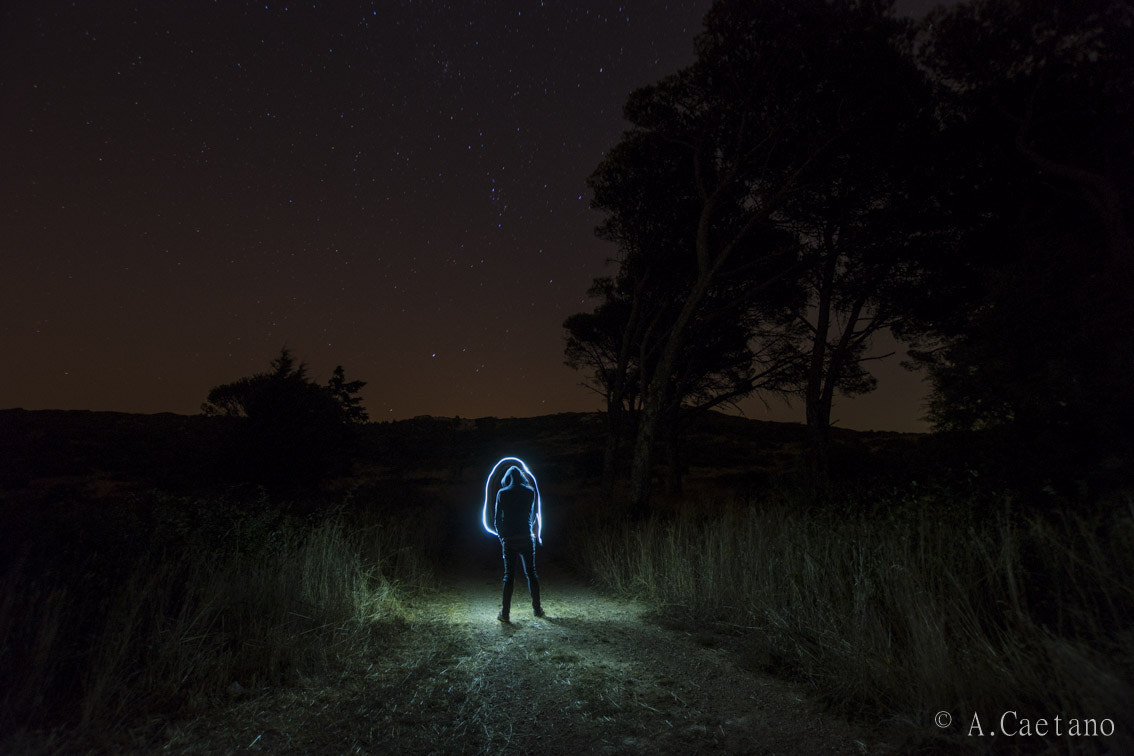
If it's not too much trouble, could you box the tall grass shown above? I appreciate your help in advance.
[0,494,435,749]
[579,495,1134,750]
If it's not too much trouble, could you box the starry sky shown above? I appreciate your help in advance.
[1,1,941,431]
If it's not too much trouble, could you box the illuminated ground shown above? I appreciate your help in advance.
[158,528,880,754]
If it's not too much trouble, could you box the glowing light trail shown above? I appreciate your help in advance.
[482,456,542,543]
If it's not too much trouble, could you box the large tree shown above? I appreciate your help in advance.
[774,49,940,484]
[584,0,929,511]
[566,126,805,503]
[564,250,805,501]
[909,0,1134,488]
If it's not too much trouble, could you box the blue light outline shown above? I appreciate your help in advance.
[482,456,542,543]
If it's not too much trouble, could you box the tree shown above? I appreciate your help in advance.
[565,263,805,501]
[908,0,1134,488]
[328,365,369,424]
[773,41,941,484]
[563,277,642,502]
[585,0,930,511]
[567,126,806,505]
[202,348,370,489]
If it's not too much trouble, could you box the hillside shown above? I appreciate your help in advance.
[0,407,924,500]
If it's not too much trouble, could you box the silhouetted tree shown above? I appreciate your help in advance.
[907,0,1134,489]
[567,117,808,504]
[565,259,805,502]
[563,277,641,502]
[583,0,932,512]
[328,365,369,424]
[770,27,941,485]
[202,348,370,490]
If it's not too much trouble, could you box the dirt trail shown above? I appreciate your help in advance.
[161,533,879,754]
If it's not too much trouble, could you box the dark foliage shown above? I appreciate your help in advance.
[570,0,950,506]
[201,348,369,491]
[568,0,1133,503]
[907,0,1134,493]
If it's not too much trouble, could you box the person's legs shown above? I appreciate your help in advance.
[499,539,516,621]
[519,538,542,615]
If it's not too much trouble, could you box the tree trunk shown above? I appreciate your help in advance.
[804,247,837,490]
[628,281,718,515]
[600,403,621,506]
[602,276,649,507]
[805,391,833,488]
[662,402,683,497]
[628,397,662,519]
[626,130,818,515]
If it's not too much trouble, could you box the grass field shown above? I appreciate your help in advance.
[576,492,1134,751]
[3,411,1131,752]
[0,488,439,751]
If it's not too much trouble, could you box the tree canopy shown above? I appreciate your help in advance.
[907,0,1134,488]
[569,0,940,505]
[567,0,1133,505]
[202,348,369,490]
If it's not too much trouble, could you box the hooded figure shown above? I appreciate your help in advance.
[494,465,543,621]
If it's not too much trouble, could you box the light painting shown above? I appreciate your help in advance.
[482,456,542,543]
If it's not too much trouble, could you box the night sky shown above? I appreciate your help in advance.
[2,1,940,431]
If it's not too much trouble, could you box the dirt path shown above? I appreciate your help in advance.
[161,537,880,754]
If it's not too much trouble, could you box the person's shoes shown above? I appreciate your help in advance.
[533,607,545,618]
[497,611,510,623]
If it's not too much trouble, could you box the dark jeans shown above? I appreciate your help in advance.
[499,535,541,615]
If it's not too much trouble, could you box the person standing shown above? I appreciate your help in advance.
[493,465,544,622]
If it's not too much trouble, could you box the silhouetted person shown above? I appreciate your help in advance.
[494,465,543,621]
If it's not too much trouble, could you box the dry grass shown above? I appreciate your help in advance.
[578,494,1134,751]
[0,494,436,751]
